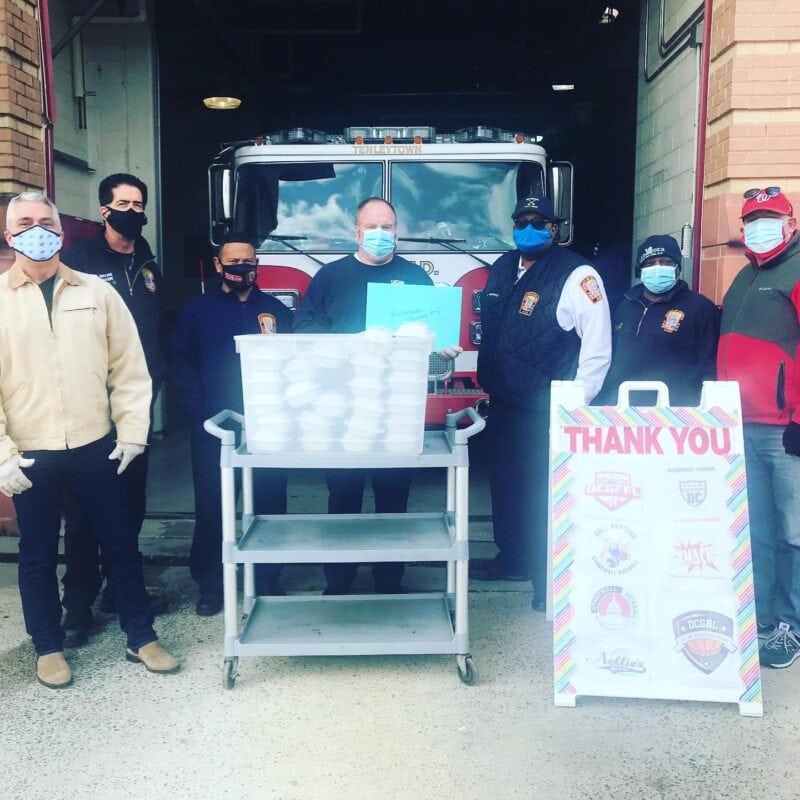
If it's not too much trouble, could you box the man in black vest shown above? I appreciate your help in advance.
[474,196,612,610]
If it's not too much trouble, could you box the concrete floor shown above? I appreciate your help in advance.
[1,430,799,800]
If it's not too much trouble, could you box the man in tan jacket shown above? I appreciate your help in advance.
[0,192,178,688]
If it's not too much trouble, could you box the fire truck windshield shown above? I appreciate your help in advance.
[233,158,543,254]
[393,161,544,253]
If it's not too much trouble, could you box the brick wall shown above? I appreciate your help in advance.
[0,0,42,533]
[0,0,44,277]
[700,0,800,302]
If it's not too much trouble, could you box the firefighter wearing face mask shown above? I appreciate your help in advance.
[596,234,720,407]
[718,187,800,670]
[59,173,167,647]
[171,232,293,616]
[474,196,612,610]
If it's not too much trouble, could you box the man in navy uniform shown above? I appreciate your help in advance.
[172,232,292,616]
[597,234,719,407]
[60,173,167,646]
[475,196,612,610]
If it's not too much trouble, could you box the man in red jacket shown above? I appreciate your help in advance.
[718,186,800,669]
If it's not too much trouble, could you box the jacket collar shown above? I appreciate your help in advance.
[625,278,689,305]
[7,260,85,289]
[92,229,154,260]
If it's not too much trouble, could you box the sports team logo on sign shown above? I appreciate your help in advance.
[258,313,276,334]
[679,480,707,507]
[673,611,737,674]
[519,291,539,316]
[585,471,642,511]
[661,309,685,333]
[590,649,647,676]
[590,586,638,631]
[673,540,719,575]
[592,523,639,575]
[580,275,603,304]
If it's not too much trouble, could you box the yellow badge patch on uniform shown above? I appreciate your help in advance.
[258,312,277,334]
[661,309,685,333]
[580,275,603,304]
[142,268,156,293]
[519,291,540,316]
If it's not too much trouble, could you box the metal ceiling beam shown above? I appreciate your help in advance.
[52,0,110,58]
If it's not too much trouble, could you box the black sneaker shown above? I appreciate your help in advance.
[62,608,93,648]
[757,622,776,640]
[759,622,800,669]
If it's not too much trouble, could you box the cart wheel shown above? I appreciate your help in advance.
[223,657,238,690]
[456,655,478,686]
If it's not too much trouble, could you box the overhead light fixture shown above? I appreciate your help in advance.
[552,84,575,92]
[203,96,242,110]
[599,6,620,24]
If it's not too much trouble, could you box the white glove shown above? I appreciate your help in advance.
[0,456,35,497]
[437,345,464,360]
[108,442,146,475]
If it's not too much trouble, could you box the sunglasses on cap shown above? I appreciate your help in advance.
[513,216,550,230]
[743,186,781,199]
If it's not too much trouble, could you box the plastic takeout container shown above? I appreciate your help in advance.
[236,329,432,455]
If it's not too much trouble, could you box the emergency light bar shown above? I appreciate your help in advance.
[344,126,436,142]
[217,125,542,152]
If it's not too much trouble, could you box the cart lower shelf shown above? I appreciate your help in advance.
[233,593,468,656]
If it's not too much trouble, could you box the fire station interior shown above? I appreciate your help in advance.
[155,0,641,316]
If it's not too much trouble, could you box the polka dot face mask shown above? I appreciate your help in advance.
[11,225,62,261]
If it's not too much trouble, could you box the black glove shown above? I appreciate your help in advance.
[782,420,800,456]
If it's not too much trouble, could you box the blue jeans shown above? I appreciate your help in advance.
[744,423,800,631]
[13,435,156,655]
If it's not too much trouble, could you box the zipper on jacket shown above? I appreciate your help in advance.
[635,305,650,336]
[776,361,786,411]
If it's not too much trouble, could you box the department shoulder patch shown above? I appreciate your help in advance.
[580,274,603,304]
[258,312,276,334]
[519,291,540,316]
[661,309,685,333]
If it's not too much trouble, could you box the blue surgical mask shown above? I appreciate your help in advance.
[743,217,785,255]
[640,265,678,294]
[513,223,552,256]
[361,228,395,258]
[11,225,62,261]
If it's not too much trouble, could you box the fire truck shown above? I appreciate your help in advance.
[208,125,573,423]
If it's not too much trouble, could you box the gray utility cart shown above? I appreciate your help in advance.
[204,407,485,689]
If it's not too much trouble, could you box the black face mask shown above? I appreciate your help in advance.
[221,264,257,293]
[105,208,147,240]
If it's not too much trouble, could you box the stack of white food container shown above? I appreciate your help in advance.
[236,324,433,455]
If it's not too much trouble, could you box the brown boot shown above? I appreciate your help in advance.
[126,641,179,674]
[36,652,73,689]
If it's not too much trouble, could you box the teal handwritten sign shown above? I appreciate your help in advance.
[365,284,463,350]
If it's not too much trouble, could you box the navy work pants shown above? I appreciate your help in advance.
[190,424,287,597]
[486,397,550,595]
[14,435,156,655]
[323,470,412,592]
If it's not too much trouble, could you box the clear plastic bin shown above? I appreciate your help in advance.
[236,329,433,455]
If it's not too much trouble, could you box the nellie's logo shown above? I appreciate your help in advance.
[591,586,638,631]
[679,480,707,507]
[585,471,642,511]
[591,649,647,676]
[673,611,737,674]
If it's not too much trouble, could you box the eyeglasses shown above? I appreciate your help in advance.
[513,216,550,230]
[743,186,781,199]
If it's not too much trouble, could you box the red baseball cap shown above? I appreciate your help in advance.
[741,188,794,219]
